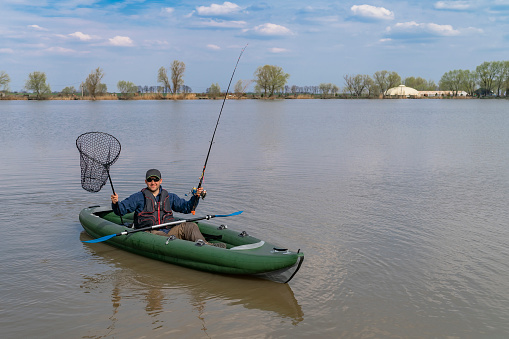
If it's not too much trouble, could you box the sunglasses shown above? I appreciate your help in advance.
[146,177,160,182]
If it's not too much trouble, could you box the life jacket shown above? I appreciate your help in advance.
[134,188,174,228]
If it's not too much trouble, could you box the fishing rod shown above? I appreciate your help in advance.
[191,45,248,214]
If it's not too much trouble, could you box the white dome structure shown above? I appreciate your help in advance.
[385,85,419,97]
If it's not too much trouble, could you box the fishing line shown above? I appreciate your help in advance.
[191,44,248,214]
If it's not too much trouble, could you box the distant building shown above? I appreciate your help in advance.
[385,85,419,97]
[419,90,468,97]
[385,85,469,98]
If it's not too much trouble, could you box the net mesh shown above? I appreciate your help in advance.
[76,132,121,193]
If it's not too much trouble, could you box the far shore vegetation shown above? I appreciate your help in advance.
[1,60,508,101]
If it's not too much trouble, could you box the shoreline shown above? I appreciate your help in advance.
[0,93,497,101]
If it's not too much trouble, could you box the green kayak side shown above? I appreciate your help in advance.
[79,206,304,283]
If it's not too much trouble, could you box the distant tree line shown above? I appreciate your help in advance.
[1,60,507,99]
[439,61,509,97]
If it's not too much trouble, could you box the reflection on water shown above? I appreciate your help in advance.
[79,232,303,337]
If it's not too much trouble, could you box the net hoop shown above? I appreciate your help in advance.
[76,132,121,193]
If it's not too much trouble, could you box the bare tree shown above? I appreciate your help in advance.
[319,83,332,97]
[157,67,171,93]
[0,71,10,91]
[157,60,186,94]
[373,70,389,97]
[462,70,478,96]
[343,75,355,96]
[170,60,185,94]
[331,84,339,96]
[25,71,51,99]
[439,70,465,96]
[387,71,401,90]
[364,77,376,97]
[343,74,371,97]
[427,79,438,91]
[234,79,252,98]
[373,70,401,97]
[84,67,106,99]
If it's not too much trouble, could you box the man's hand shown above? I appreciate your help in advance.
[195,187,206,198]
[111,193,119,204]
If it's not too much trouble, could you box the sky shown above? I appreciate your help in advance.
[1,0,508,92]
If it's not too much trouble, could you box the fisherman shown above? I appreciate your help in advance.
[111,169,225,248]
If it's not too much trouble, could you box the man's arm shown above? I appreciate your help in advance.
[111,191,144,216]
[170,193,200,214]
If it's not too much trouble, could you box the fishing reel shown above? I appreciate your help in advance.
[187,187,207,199]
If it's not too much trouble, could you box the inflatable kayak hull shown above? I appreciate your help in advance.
[79,206,304,283]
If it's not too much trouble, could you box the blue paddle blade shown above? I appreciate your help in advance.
[216,211,243,218]
[83,233,117,243]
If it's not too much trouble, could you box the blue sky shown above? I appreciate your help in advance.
[1,0,508,92]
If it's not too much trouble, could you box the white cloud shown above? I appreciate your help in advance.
[423,23,461,36]
[196,2,242,16]
[434,1,472,11]
[144,40,169,46]
[28,24,48,31]
[45,46,77,54]
[0,48,14,54]
[69,32,92,41]
[269,47,289,53]
[142,40,170,50]
[207,44,221,50]
[351,5,394,20]
[464,26,484,34]
[250,23,293,36]
[386,21,461,38]
[163,7,175,14]
[196,19,247,28]
[108,36,134,46]
[308,16,340,24]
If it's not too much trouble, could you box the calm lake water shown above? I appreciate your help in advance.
[1,99,509,338]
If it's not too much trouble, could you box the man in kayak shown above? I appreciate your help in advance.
[111,169,226,248]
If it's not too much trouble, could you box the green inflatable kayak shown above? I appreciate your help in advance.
[79,206,304,283]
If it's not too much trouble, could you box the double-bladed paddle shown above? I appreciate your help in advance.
[83,211,243,243]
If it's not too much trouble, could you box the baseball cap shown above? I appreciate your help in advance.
[146,169,161,180]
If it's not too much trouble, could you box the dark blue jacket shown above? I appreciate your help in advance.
[112,186,199,228]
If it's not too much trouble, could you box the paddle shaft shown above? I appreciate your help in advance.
[83,211,242,243]
[118,214,221,236]
[191,45,247,215]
